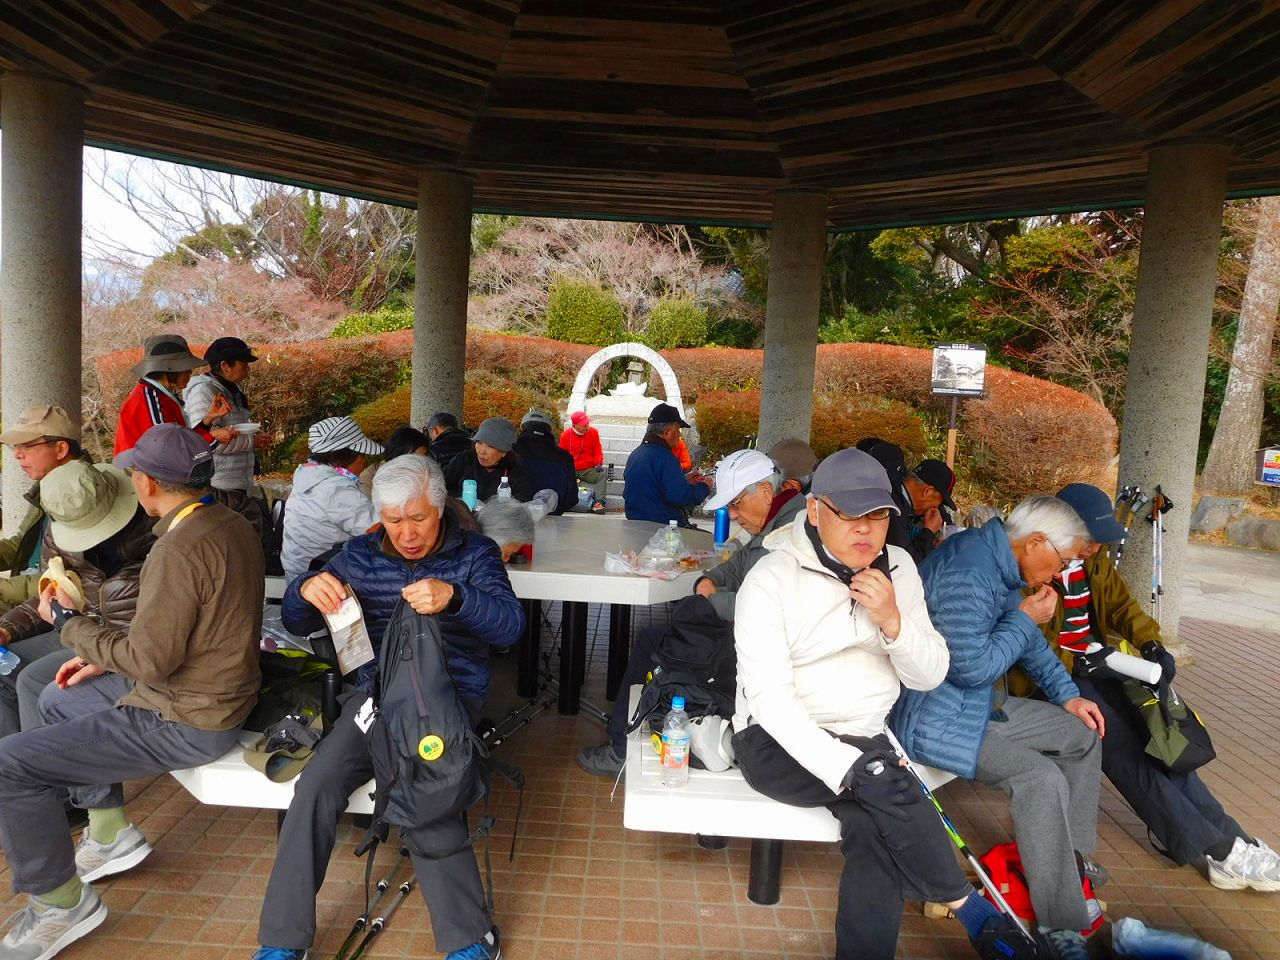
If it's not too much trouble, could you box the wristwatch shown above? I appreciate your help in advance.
[49,598,82,629]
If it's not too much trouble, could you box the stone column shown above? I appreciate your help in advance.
[1117,141,1231,652]
[1,74,83,536]
[758,190,827,451]
[411,170,473,427]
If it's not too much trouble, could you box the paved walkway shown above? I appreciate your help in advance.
[1183,543,1280,633]
[0,545,1276,959]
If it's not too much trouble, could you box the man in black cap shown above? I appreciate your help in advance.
[184,336,269,493]
[622,402,709,526]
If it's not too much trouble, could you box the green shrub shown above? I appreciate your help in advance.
[705,314,761,349]
[545,279,625,346]
[331,306,414,338]
[645,299,708,349]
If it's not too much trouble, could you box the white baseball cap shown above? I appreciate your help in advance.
[705,449,778,510]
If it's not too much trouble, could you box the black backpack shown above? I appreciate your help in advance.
[626,595,736,738]
[360,603,489,857]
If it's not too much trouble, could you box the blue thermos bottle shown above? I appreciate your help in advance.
[714,507,730,544]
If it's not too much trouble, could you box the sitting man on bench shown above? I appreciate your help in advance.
[252,454,524,960]
[732,449,1035,960]
[0,423,265,960]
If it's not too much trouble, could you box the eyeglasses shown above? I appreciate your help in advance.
[1046,539,1069,573]
[726,488,754,512]
[817,498,893,523]
[12,438,56,453]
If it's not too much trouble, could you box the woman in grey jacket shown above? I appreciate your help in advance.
[183,337,266,492]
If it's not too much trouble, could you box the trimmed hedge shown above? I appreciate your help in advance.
[350,376,557,443]
[545,280,625,346]
[331,307,414,338]
[645,299,709,349]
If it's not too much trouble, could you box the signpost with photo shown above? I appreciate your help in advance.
[931,343,987,468]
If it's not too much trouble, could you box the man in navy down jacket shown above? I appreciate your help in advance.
[253,454,523,960]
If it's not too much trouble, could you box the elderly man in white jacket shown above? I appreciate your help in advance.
[732,449,1038,960]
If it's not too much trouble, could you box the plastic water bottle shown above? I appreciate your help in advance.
[0,646,20,676]
[1111,917,1230,959]
[660,696,691,788]
[497,474,512,502]
[461,479,478,511]
[664,519,683,555]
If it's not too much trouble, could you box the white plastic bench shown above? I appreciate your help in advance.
[170,730,375,816]
[622,688,954,904]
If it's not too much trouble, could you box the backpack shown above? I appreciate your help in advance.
[979,843,1103,936]
[625,595,736,742]
[1123,679,1216,775]
[360,602,489,857]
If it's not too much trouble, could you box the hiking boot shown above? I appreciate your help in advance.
[1076,852,1109,887]
[576,742,624,779]
[74,825,152,883]
[0,885,106,960]
[249,949,308,960]
[1208,836,1280,891]
[445,926,501,960]
[1041,927,1089,960]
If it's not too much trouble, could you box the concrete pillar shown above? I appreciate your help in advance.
[1117,141,1231,652]
[757,190,828,451]
[1,74,83,536]
[410,170,473,428]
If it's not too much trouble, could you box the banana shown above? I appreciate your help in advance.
[38,556,87,612]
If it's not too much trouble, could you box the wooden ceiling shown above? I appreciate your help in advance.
[1,0,1278,227]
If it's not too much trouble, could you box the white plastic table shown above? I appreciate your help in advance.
[504,515,713,714]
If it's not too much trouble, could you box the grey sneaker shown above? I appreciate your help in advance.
[1041,927,1088,960]
[1208,836,1280,891]
[576,742,625,779]
[1077,852,1108,887]
[0,885,106,960]
[74,825,153,883]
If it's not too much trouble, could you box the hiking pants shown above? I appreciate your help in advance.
[607,624,663,753]
[736,725,971,960]
[576,467,607,503]
[258,693,491,953]
[974,697,1101,932]
[0,629,68,738]
[0,687,235,893]
[1076,677,1247,864]
[18,645,79,733]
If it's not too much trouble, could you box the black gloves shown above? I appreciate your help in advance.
[839,736,920,820]
[1073,646,1126,683]
[1141,642,1177,683]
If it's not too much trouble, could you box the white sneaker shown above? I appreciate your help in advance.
[74,824,153,883]
[0,886,106,960]
[1207,837,1280,891]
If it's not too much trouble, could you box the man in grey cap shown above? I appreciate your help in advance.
[622,402,709,526]
[0,423,264,960]
[0,405,85,615]
[731,449,1036,960]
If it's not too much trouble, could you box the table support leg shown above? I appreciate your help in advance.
[517,599,541,699]
[606,604,632,702]
[558,601,587,715]
[748,838,784,905]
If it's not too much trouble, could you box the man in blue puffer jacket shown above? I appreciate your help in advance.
[253,454,523,960]
[893,497,1107,960]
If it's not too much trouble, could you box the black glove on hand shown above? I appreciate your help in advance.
[1074,646,1126,683]
[1141,641,1177,683]
[839,742,919,821]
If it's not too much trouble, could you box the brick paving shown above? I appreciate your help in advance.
[0,609,1278,959]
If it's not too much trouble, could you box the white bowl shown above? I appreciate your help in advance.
[232,422,261,434]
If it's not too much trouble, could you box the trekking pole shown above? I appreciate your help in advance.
[334,850,408,960]
[882,730,1035,945]
[1148,486,1172,620]
[347,877,415,960]
[1112,486,1139,563]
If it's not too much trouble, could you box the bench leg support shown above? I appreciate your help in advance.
[606,604,632,701]
[748,838,784,905]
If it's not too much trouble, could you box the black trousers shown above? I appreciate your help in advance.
[735,725,971,960]
[607,624,663,753]
[1075,677,1247,865]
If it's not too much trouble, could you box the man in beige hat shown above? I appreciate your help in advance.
[0,458,155,739]
[0,405,85,616]
[114,334,229,456]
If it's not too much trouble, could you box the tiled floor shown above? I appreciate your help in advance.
[1,610,1278,959]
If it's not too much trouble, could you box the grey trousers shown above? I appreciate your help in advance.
[974,697,1102,932]
[0,688,237,893]
[258,694,491,953]
[17,646,78,733]
[0,629,69,737]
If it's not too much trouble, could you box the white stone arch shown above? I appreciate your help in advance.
[567,342,685,418]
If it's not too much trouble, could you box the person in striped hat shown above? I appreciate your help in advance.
[280,417,384,583]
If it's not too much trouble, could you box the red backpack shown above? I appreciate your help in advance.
[978,843,1103,936]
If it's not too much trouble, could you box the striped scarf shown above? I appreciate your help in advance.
[1057,559,1094,652]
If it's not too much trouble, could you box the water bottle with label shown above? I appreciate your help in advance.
[660,696,691,788]
[497,474,512,502]
[461,478,479,511]
[664,519,683,555]
[0,646,20,676]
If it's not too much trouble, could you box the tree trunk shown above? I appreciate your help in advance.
[1202,195,1280,492]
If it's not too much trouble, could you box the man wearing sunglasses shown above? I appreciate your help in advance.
[0,405,85,616]
[732,450,1037,960]
[893,496,1106,960]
